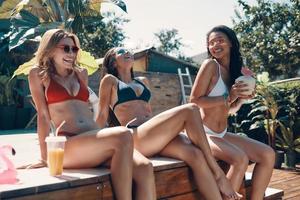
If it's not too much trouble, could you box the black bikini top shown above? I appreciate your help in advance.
[113,78,151,110]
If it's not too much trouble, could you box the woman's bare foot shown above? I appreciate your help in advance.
[217,175,242,200]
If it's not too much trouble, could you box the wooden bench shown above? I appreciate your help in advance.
[0,133,283,200]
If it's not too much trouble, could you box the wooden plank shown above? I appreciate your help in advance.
[9,183,104,200]
[159,191,202,200]
[155,166,196,199]
[264,188,284,200]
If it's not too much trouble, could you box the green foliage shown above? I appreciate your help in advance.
[153,28,195,64]
[233,0,300,79]
[77,12,129,58]
[154,28,184,56]
[230,72,300,149]
[276,121,300,153]
[0,0,127,76]
[0,75,15,106]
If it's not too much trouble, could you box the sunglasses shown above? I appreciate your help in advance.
[56,45,79,54]
[116,48,133,56]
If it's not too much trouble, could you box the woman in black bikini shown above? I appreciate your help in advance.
[96,47,242,200]
[27,29,133,200]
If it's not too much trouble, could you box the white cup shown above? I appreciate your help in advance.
[235,75,256,95]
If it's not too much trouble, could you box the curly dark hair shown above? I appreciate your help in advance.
[206,25,243,86]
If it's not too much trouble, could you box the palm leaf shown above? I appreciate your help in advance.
[43,0,63,21]
[293,137,300,146]
[77,49,99,75]
[90,0,127,13]
[0,0,19,18]
[248,105,268,116]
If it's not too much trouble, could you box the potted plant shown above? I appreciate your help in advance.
[276,121,300,169]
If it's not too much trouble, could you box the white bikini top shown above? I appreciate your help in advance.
[207,59,228,97]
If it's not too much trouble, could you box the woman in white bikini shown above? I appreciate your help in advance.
[190,25,275,200]
[96,47,242,200]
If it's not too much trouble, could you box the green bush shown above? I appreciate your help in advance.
[229,75,300,151]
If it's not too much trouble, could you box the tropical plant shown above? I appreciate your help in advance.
[0,0,127,51]
[233,72,283,148]
[0,75,15,106]
[0,0,127,77]
[276,121,300,154]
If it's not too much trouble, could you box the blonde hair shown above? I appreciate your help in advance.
[35,29,81,80]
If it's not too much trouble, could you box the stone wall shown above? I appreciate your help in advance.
[88,70,183,115]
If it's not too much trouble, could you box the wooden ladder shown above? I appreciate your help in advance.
[178,67,193,104]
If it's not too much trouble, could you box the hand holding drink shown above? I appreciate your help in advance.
[45,121,66,176]
[235,67,255,96]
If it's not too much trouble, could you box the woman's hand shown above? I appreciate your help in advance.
[229,81,249,103]
[17,159,47,169]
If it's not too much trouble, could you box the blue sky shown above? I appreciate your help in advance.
[102,0,256,57]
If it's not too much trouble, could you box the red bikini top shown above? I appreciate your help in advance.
[46,77,89,104]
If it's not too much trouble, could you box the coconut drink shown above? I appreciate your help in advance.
[235,67,256,95]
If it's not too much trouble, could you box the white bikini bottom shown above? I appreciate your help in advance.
[203,124,227,138]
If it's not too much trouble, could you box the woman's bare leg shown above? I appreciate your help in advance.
[63,127,133,200]
[160,134,223,200]
[133,149,156,200]
[133,103,239,199]
[224,133,275,200]
[206,135,249,191]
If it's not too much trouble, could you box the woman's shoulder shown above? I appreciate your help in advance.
[101,74,118,85]
[202,58,218,67]
[134,76,150,86]
[135,76,148,82]
[28,66,42,79]
[200,58,218,72]
[29,65,40,74]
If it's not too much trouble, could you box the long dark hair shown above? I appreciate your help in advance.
[206,25,243,86]
[101,47,134,80]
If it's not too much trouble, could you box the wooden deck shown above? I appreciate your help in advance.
[247,164,300,200]
[0,132,287,200]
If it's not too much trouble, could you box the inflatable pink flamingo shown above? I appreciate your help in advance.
[0,145,18,184]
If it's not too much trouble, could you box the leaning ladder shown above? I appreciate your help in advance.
[177,67,193,104]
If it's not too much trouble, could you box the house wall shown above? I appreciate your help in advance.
[89,70,182,115]
[133,56,147,72]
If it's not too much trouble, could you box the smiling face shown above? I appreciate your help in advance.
[51,37,78,70]
[114,47,134,70]
[207,31,232,59]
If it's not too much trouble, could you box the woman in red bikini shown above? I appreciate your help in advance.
[28,29,133,200]
[190,25,275,200]
[96,47,242,200]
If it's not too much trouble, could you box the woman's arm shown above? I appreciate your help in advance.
[190,59,227,108]
[228,91,255,115]
[28,68,51,162]
[96,75,115,128]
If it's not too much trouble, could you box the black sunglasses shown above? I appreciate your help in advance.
[56,45,79,54]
